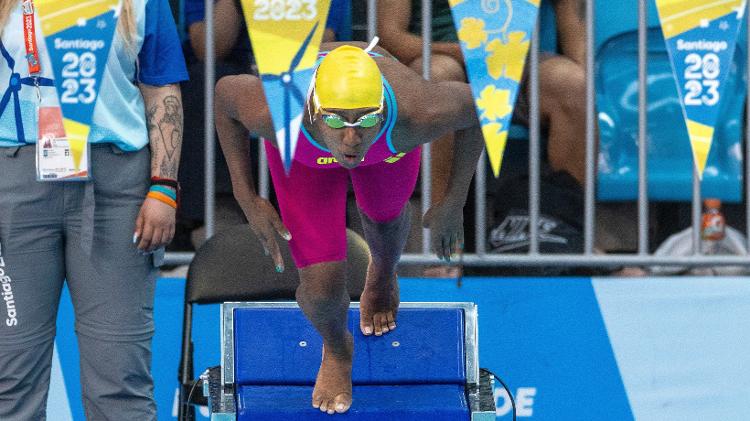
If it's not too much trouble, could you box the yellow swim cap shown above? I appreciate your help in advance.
[314,45,384,111]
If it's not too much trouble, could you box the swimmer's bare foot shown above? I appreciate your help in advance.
[312,335,353,415]
[360,266,400,336]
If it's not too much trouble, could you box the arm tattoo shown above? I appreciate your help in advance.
[146,105,158,133]
[160,157,177,179]
[159,95,183,161]
[147,95,183,179]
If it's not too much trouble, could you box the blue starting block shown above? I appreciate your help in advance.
[204,302,496,420]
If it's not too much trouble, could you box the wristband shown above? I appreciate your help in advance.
[149,185,177,201]
[150,177,180,209]
[150,177,179,189]
[147,190,177,209]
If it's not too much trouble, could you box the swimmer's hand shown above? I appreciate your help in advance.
[240,195,292,272]
[423,201,464,262]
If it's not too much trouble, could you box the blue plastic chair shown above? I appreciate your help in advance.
[595,0,747,202]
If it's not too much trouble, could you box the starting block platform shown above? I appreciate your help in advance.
[204,302,496,420]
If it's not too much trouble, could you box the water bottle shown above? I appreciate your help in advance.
[701,198,725,254]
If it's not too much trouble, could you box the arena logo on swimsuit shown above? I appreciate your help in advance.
[316,154,405,165]
[0,245,18,327]
[317,157,339,165]
[316,156,366,165]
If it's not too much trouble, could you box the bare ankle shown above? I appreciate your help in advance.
[324,335,353,360]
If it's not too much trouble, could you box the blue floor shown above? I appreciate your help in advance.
[51,276,750,419]
[53,276,638,420]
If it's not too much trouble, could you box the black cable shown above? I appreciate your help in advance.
[498,375,517,421]
[484,368,516,421]
[186,379,199,407]
[184,369,208,420]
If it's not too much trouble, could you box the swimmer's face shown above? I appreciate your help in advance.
[315,107,383,169]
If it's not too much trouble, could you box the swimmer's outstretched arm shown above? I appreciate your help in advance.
[390,69,485,260]
[215,75,291,271]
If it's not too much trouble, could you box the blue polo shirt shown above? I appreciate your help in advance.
[0,0,189,151]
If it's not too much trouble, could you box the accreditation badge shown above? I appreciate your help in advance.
[36,106,90,181]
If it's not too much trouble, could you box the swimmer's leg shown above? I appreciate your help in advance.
[350,151,420,337]
[358,205,411,336]
[264,144,352,414]
[297,262,353,415]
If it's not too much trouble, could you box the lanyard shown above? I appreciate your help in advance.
[21,0,41,76]
[21,0,42,101]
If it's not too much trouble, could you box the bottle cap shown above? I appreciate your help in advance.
[704,198,721,209]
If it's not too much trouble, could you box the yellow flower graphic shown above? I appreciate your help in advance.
[448,0,466,6]
[457,17,488,49]
[482,122,504,139]
[476,85,513,121]
[485,31,530,81]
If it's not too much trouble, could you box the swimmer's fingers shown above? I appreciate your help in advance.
[442,234,452,262]
[252,224,285,273]
[447,231,458,261]
[454,231,464,256]
[265,234,285,273]
[246,196,289,271]
[433,228,452,261]
[268,210,292,242]
[440,234,451,262]
[263,206,290,272]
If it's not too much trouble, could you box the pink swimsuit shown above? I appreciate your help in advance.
[265,76,421,267]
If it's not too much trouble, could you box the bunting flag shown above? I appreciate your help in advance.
[35,0,121,172]
[655,0,746,179]
[449,0,540,177]
[240,0,331,173]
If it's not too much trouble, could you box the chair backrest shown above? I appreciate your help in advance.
[186,225,370,304]
[231,305,468,386]
[594,0,663,51]
[595,1,747,202]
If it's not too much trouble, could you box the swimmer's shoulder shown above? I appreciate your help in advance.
[215,74,275,139]
[378,60,434,139]
[216,73,265,105]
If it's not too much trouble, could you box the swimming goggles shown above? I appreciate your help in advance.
[321,112,383,129]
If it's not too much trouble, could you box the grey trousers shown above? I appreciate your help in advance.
[0,144,158,420]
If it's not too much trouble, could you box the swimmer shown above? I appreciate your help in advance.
[215,41,483,414]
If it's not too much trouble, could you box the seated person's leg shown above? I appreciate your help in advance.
[538,56,587,186]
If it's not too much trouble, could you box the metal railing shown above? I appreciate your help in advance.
[164,0,750,268]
